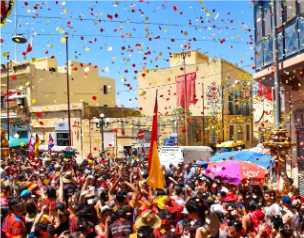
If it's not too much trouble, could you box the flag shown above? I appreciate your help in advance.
[26,35,33,54]
[35,134,41,157]
[48,133,54,155]
[28,131,35,155]
[147,90,164,189]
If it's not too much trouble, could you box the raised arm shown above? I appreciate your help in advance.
[35,170,46,203]
[58,168,64,203]
[108,177,121,201]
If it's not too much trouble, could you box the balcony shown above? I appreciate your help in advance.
[254,0,304,72]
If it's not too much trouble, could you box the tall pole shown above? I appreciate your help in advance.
[7,55,10,141]
[66,36,71,146]
[202,83,205,146]
[101,118,104,152]
[15,0,18,62]
[272,0,281,128]
[182,49,188,146]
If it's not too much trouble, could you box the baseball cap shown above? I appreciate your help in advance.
[227,203,236,211]
[20,189,31,199]
[100,205,112,214]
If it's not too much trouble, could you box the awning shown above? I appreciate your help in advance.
[6,136,29,148]
[5,135,45,148]
[38,145,77,152]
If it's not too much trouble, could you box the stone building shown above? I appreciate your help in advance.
[0,57,116,153]
[137,50,254,147]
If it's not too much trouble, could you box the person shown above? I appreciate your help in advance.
[122,150,129,160]
[95,205,113,237]
[290,188,304,211]
[183,165,194,185]
[2,196,27,238]
[263,190,281,220]
[279,223,294,238]
[154,209,175,238]
[281,196,300,237]
[186,197,221,238]
[212,180,229,194]
[109,205,134,238]
[137,226,155,238]
[226,220,243,238]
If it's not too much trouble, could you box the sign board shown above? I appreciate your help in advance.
[104,132,115,148]
[164,138,175,146]
[137,130,151,143]
[138,130,145,139]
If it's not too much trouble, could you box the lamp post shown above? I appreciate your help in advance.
[95,113,109,152]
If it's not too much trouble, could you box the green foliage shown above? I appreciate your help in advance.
[169,107,192,116]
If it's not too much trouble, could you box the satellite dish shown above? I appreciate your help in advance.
[12,34,27,44]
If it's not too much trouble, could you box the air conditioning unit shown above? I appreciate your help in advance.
[55,122,69,131]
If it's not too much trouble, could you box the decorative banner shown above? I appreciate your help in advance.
[1,0,14,27]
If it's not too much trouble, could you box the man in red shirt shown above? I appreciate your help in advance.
[2,196,27,238]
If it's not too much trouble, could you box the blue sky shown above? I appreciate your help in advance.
[1,0,255,108]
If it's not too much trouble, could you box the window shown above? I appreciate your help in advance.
[230,126,234,140]
[195,130,201,142]
[103,85,107,94]
[300,1,304,15]
[56,132,69,146]
[246,125,250,141]
[1,96,6,108]
[255,2,263,42]
[229,94,234,115]
[276,0,283,27]
[263,1,273,36]
[17,131,27,138]
[284,0,296,22]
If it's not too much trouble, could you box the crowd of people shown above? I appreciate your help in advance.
[1,152,304,238]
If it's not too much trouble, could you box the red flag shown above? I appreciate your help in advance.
[26,35,33,54]
[147,90,164,189]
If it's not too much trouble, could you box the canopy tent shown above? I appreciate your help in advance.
[38,145,77,152]
[5,136,45,148]
[192,151,272,169]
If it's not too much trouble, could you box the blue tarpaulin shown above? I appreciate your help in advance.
[192,151,273,169]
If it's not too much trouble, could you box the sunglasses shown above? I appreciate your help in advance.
[14,202,25,207]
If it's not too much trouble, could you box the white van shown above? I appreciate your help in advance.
[158,146,213,169]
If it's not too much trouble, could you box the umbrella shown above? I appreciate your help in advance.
[192,151,272,169]
[203,161,267,185]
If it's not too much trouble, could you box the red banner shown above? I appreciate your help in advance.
[176,72,196,110]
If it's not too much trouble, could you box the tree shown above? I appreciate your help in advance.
[169,107,192,117]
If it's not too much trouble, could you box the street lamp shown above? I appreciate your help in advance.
[95,113,110,152]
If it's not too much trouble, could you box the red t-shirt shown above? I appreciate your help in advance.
[2,212,27,238]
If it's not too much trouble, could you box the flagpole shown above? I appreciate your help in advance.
[7,55,9,141]
[66,35,71,146]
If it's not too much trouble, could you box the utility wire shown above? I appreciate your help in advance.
[14,14,252,32]
[1,31,246,44]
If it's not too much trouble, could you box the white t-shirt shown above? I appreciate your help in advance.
[265,203,281,219]
[219,186,229,193]
[171,195,185,206]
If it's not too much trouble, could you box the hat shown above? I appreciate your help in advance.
[0,160,4,165]
[54,164,61,169]
[227,203,236,211]
[161,196,179,213]
[45,158,51,162]
[26,182,39,192]
[181,207,189,214]
[55,203,65,213]
[62,172,74,183]
[20,189,31,199]
[85,192,95,198]
[100,205,112,214]
[210,204,224,213]
[223,193,238,202]
[282,196,295,207]
[4,166,9,171]
[134,210,161,229]
[249,210,265,228]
